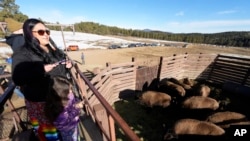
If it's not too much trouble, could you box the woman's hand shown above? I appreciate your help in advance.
[56,59,73,68]
[44,64,58,72]
[65,60,73,69]
[44,59,73,72]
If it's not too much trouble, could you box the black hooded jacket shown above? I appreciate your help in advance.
[5,34,25,53]
[9,35,71,102]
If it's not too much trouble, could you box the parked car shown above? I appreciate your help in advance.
[128,43,137,48]
[120,43,129,48]
[108,44,121,49]
[64,45,79,51]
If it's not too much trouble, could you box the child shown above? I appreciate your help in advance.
[44,76,84,141]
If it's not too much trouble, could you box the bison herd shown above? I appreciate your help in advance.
[135,77,250,140]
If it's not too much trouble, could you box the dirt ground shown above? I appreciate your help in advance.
[67,44,250,72]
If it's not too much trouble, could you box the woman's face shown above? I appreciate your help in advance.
[32,23,50,46]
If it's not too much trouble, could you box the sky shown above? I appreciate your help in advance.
[15,0,250,34]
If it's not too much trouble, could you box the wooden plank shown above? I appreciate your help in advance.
[211,70,245,79]
[218,53,250,61]
[184,61,213,66]
[215,60,250,67]
[98,86,113,105]
[112,71,135,79]
[93,75,111,90]
[113,81,135,91]
[213,62,249,70]
[209,74,243,84]
[212,67,247,75]
[97,78,112,95]
[109,62,135,68]
[90,81,113,106]
[161,65,183,72]
[113,86,135,94]
[112,79,135,88]
[160,71,181,78]
[161,68,183,75]
[111,68,135,75]
[90,68,110,83]
[113,75,135,84]
[161,59,184,67]
[79,114,103,141]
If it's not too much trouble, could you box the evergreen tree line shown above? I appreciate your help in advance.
[1,0,250,48]
[72,22,250,48]
[49,22,250,48]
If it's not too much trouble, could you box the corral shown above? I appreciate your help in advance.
[76,52,250,140]
[1,52,250,141]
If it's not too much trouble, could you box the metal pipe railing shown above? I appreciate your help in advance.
[0,82,28,131]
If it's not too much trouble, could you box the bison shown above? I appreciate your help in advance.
[169,77,192,90]
[206,111,250,128]
[182,77,195,87]
[164,118,225,140]
[159,79,186,97]
[195,84,211,97]
[181,96,219,110]
[138,90,172,108]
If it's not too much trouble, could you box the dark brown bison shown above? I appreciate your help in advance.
[169,77,192,90]
[159,79,186,97]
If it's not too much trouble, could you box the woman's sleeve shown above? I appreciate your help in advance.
[11,52,45,86]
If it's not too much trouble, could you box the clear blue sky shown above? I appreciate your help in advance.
[16,0,250,33]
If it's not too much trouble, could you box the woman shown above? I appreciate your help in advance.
[45,76,83,141]
[11,18,73,141]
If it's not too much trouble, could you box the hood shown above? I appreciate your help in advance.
[5,34,25,52]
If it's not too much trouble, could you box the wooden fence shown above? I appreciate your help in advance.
[208,53,250,86]
[135,53,250,90]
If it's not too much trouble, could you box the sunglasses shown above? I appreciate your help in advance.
[32,29,50,36]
